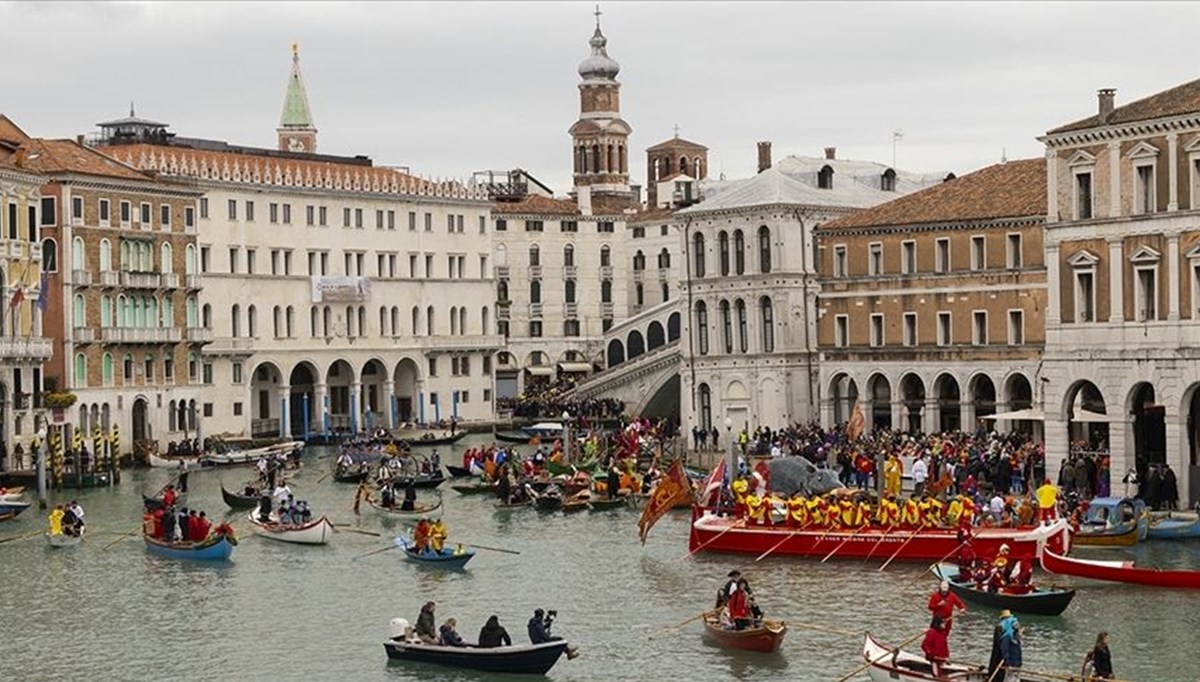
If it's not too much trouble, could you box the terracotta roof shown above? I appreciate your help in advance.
[16,138,150,181]
[819,158,1046,231]
[646,136,708,152]
[0,115,31,146]
[492,194,580,216]
[1049,78,1200,134]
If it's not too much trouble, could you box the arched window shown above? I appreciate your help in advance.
[528,245,540,267]
[692,232,706,277]
[426,305,434,336]
[142,241,153,271]
[695,301,709,355]
[231,304,241,337]
[600,245,611,267]
[42,238,58,272]
[563,244,575,267]
[411,306,419,335]
[390,306,399,336]
[497,280,509,301]
[760,296,775,352]
[458,307,466,335]
[633,250,645,271]
[658,248,671,269]
[247,304,257,337]
[169,400,177,431]
[286,306,294,337]
[680,156,690,176]
[132,297,143,328]
[72,236,85,270]
[101,352,114,386]
[481,306,489,334]
[310,306,319,337]
[100,295,113,328]
[698,383,712,431]
[881,168,897,192]
[72,293,86,328]
[591,144,600,172]
[733,230,745,274]
[601,279,612,303]
[818,165,834,189]
[160,242,173,274]
[202,303,212,328]
[736,299,748,352]
[450,306,458,335]
[344,305,354,336]
[99,239,112,271]
[635,282,644,307]
[74,353,87,387]
[147,296,158,328]
[565,279,576,303]
[661,281,669,302]
[323,306,331,336]
[718,231,730,276]
[530,280,541,304]
[758,225,771,273]
[188,352,198,381]
[185,244,197,275]
[119,241,130,270]
[123,353,134,382]
[715,299,731,354]
[186,296,198,328]
[379,306,388,336]
[357,306,366,338]
[273,306,282,338]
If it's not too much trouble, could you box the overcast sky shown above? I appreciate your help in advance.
[2,2,1198,192]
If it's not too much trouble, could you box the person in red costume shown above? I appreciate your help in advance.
[921,616,951,677]
[928,580,967,633]
[161,484,177,508]
[726,577,751,630]
[195,511,211,540]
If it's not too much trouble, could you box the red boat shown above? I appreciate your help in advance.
[1041,548,1200,589]
[688,510,1071,563]
[701,612,787,653]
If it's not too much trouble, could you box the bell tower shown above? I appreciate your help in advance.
[277,43,318,154]
[568,7,632,203]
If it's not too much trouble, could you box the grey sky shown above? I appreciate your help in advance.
[2,2,1197,192]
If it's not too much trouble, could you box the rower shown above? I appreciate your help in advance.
[401,480,417,511]
[430,519,448,553]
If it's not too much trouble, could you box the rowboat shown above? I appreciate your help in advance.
[535,494,564,512]
[142,492,188,510]
[0,499,31,519]
[248,511,334,545]
[688,510,1071,562]
[384,631,567,674]
[1073,521,1142,547]
[46,531,83,548]
[332,468,370,483]
[367,497,443,517]
[1076,496,1149,545]
[701,612,787,653]
[494,422,566,445]
[382,471,446,490]
[451,482,495,496]
[929,563,1075,616]
[494,499,533,511]
[221,485,262,510]
[143,534,235,561]
[202,440,305,467]
[148,452,201,468]
[588,497,629,512]
[1148,513,1200,540]
[445,465,473,478]
[562,500,589,513]
[862,632,987,682]
[395,430,467,448]
[1041,548,1200,589]
[394,536,475,569]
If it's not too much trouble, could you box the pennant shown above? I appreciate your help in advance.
[847,399,866,441]
[700,458,726,508]
[9,285,24,310]
[637,459,693,545]
[35,271,49,312]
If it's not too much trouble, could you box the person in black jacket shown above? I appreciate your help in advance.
[1083,631,1113,679]
[477,615,511,648]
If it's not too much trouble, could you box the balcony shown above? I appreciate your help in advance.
[185,274,203,290]
[98,271,120,287]
[495,266,510,279]
[600,265,613,279]
[207,337,255,356]
[563,265,578,279]
[528,265,543,279]
[186,327,214,344]
[658,267,671,280]
[121,272,160,289]
[72,269,93,286]
[160,273,180,289]
[73,327,96,343]
[564,302,578,318]
[0,337,53,361]
[529,302,543,318]
[633,269,645,282]
[99,327,183,344]
[415,334,506,354]
[601,302,614,317]
[497,306,510,321]
[9,242,23,259]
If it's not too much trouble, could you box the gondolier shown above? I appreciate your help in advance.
[927,581,967,632]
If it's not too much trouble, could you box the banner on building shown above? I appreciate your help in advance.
[311,276,371,303]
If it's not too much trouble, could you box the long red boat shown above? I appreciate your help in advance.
[1041,548,1200,589]
[688,509,1071,562]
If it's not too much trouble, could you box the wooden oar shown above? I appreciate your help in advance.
[929,536,971,571]
[821,525,864,563]
[831,630,924,682]
[341,527,382,538]
[861,522,898,564]
[754,530,798,562]
[0,529,45,545]
[352,545,398,560]
[456,541,520,555]
[877,523,928,572]
[315,470,335,484]
[785,622,862,638]
[685,523,736,559]
[102,525,142,551]
[648,610,713,640]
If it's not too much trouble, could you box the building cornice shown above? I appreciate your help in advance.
[680,202,859,221]
[1040,114,1200,148]
[51,174,203,198]
[818,214,1044,239]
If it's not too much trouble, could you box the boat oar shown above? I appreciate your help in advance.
[860,522,898,564]
[685,524,736,559]
[754,530,798,562]
[648,610,713,640]
[340,527,382,538]
[878,523,927,572]
[102,525,142,551]
[352,544,398,560]
[455,541,519,555]
[831,630,924,682]
[0,529,45,545]
[821,526,864,563]
[315,470,336,484]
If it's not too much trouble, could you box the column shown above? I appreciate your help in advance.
[994,399,1011,435]
[922,397,938,434]
[1168,133,1180,212]
[1166,411,1186,505]
[350,381,362,435]
[1045,148,1059,223]
[383,379,397,428]
[960,398,975,434]
[1110,417,1131,499]
[301,391,311,441]
[1108,238,1124,322]
[1046,243,1062,325]
[891,400,903,433]
[278,385,291,438]
[314,382,328,440]
[1168,234,1181,321]
[820,397,834,427]
[1108,141,1121,218]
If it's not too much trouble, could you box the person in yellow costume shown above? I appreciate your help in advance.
[840,498,857,527]
[884,455,903,498]
[925,497,946,527]
[946,497,964,527]
[806,497,823,527]
[1035,478,1059,525]
[430,519,448,553]
[901,497,922,528]
[788,495,808,528]
[878,495,900,527]
[745,492,766,526]
[856,499,873,528]
[48,504,64,535]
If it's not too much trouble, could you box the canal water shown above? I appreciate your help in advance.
[1,436,1197,681]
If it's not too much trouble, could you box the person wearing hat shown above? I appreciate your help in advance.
[715,570,741,608]
[992,609,1022,680]
[415,602,437,643]
[928,580,967,633]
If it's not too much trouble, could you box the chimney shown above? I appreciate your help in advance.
[1098,88,1116,123]
[824,147,836,160]
[577,185,592,216]
[756,141,772,174]
[76,134,85,146]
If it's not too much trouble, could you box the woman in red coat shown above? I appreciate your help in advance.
[726,578,751,630]
[921,617,950,677]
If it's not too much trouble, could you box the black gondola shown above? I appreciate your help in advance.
[383,639,569,674]
[333,468,370,483]
[396,431,468,448]
[930,563,1076,616]
[535,494,563,512]
[220,485,261,510]
[397,471,445,490]
[445,465,473,478]
[451,482,495,496]
[143,492,188,510]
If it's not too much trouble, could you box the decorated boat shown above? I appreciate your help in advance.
[384,620,567,674]
[929,563,1075,616]
[221,485,262,510]
[1074,496,1149,546]
[46,531,83,548]
[366,497,443,518]
[701,612,787,653]
[0,499,31,520]
[202,440,305,467]
[1041,548,1200,589]
[1072,521,1142,547]
[143,534,235,561]
[688,510,1070,562]
[862,633,987,682]
[1148,513,1200,540]
[394,536,475,569]
[248,511,334,545]
[451,482,495,496]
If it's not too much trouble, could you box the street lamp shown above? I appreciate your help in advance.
[35,426,48,509]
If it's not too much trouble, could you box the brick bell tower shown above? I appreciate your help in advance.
[277,43,318,154]
[568,7,633,203]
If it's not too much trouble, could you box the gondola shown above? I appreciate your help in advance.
[333,468,370,483]
[248,511,334,545]
[701,612,787,653]
[1075,496,1150,545]
[366,497,443,517]
[929,563,1075,616]
[394,536,475,569]
[535,494,564,512]
[0,499,31,519]
[861,632,987,682]
[221,485,262,510]
[387,471,445,490]
[494,499,533,511]
[46,531,83,548]
[395,431,467,448]
[142,492,188,510]
[451,482,495,496]
[588,497,628,512]
[384,630,567,674]
[1073,521,1142,547]
[143,533,235,561]
[147,452,202,468]
[1041,548,1200,589]
[1148,513,1200,540]
[445,465,473,478]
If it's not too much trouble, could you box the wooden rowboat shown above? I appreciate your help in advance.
[588,497,629,512]
[1041,548,1200,589]
[143,534,235,561]
[862,632,987,682]
[930,563,1075,616]
[1148,513,1200,540]
[1073,521,1142,547]
[367,497,443,517]
[384,637,567,674]
[451,482,495,496]
[221,485,262,510]
[445,465,473,478]
[248,511,334,545]
[701,612,787,653]
[46,531,83,548]
[394,536,475,569]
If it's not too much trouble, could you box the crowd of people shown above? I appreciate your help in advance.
[497,379,625,421]
[406,601,579,658]
[142,502,232,545]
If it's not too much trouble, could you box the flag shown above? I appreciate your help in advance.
[9,285,24,309]
[847,399,866,441]
[637,459,693,545]
[35,272,49,312]
[699,457,726,508]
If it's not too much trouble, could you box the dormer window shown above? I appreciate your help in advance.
[818,165,834,190]
[881,168,897,192]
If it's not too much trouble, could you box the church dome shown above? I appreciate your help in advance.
[578,26,620,81]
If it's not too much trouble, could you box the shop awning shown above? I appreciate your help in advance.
[1071,409,1112,423]
[982,408,1045,422]
[558,362,592,373]
[526,366,554,377]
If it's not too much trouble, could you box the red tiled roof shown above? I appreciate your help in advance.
[492,194,580,216]
[820,158,1046,231]
[16,138,150,181]
[1049,78,1200,134]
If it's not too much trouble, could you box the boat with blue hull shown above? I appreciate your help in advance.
[394,536,475,569]
[1148,513,1200,540]
[0,500,30,520]
[143,534,235,561]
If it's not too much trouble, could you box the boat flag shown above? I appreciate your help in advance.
[847,399,866,441]
[637,458,693,545]
[699,458,726,508]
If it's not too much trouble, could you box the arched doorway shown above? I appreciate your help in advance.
[394,358,420,424]
[829,373,858,425]
[900,374,926,434]
[868,374,892,430]
[1004,373,1034,435]
[132,396,149,443]
[1065,380,1108,456]
[935,374,960,433]
[970,374,997,422]
[288,362,318,439]
[250,362,282,437]
[361,359,388,431]
[1129,382,1164,477]
[326,359,355,436]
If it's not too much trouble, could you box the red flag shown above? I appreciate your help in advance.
[9,285,24,309]
[637,459,693,544]
[700,458,726,507]
[847,399,865,441]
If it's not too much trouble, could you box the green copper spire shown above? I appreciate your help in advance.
[279,43,316,130]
